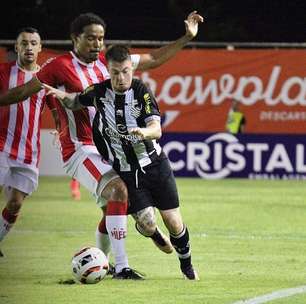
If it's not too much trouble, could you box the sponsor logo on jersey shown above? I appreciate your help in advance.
[130,99,142,118]
[144,93,151,114]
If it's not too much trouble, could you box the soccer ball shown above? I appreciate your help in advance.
[71,246,109,284]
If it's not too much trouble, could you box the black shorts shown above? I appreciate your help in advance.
[118,155,180,214]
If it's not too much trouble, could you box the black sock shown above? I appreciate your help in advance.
[150,228,167,246]
[170,225,192,270]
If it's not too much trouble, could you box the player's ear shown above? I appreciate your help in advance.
[70,34,77,46]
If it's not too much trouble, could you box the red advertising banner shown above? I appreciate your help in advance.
[134,49,306,134]
[1,47,306,133]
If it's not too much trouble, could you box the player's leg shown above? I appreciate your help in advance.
[95,205,111,259]
[159,208,199,280]
[132,206,173,254]
[0,164,38,256]
[64,146,143,279]
[99,175,144,279]
[63,147,112,256]
[0,155,8,257]
[0,187,27,242]
[154,158,199,280]
[95,204,115,274]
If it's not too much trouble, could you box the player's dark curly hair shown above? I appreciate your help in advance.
[16,27,40,39]
[105,45,131,63]
[70,12,106,36]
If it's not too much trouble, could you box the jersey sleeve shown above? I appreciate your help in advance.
[131,54,140,70]
[78,84,97,107]
[137,80,160,124]
[36,57,59,86]
[45,94,58,111]
[0,67,5,91]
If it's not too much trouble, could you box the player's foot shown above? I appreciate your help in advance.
[107,263,115,275]
[112,267,145,280]
[181,265,199,280]
[151,228,174,254]
[70,179,81,201]
[0,249,3,257]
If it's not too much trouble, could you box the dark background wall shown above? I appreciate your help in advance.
[1,0,305,42]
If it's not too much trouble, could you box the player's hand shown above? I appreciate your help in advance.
[129,127,146,140]
[184,11,204,39]
[42,83,67,101]
[50,130,61,149]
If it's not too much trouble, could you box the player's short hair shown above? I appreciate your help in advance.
[16,27,40,39]
[105,45,131,63]
[70,13,106,36]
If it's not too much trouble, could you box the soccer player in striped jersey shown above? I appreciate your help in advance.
[0,27,48,257]
[0,11,203,278]
[43,44,199,280]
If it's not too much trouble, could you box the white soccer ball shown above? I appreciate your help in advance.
[71,246,109,284]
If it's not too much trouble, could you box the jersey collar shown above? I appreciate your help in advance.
[70,51,95,67]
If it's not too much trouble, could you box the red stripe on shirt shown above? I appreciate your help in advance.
[24,94,38,164]
[0,106,10,151]
[9,71,25,159]
[83,157,102,182]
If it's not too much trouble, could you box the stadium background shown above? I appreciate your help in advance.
[1,0,306,178]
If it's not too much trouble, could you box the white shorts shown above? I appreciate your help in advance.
[63,145,118,207]
[0,152,39,195]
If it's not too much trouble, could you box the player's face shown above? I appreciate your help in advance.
[108,59,133,93]
[15,32,42,66]
[74,24,105,63]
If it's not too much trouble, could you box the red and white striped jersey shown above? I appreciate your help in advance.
[37,52,110,162]
[0,61,46,167]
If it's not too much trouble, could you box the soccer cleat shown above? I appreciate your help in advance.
[151,228,174,254]
[107,263,115,275]
[70,179,81,201]
[0,249,3,257]
[181,265,200,280]
[112,267,145,280]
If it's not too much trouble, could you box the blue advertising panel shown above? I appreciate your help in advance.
[160,133,306,179]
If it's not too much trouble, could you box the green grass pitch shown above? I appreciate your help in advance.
[0,177,306,304]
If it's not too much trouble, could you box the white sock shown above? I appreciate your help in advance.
[0,214,12,242]
[105,200,129,273]
[95,228,111,259]
[106,214,129,273]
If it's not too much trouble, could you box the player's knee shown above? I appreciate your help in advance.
[7,197,23,214]
[102,177,128,202]
[6,189,27,214]
[111,179,128,201]
[133,207,157,236]
[160,209,184,235]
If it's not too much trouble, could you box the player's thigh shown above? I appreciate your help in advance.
[0,152,9,187]
[119,172,154,214]
[6,165,38,196]
[65,148,118,201]
[159,207,184,234]
[149,158,179,210]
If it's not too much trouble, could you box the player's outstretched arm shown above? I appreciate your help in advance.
[0,77,42,106]
[42,83,83,110]
[136,11,204,71]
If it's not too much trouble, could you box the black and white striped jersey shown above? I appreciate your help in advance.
[79,78,162,172]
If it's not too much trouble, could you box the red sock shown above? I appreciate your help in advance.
[2,207,18,224]
[106,200,127,216]
[98,216,108,234]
